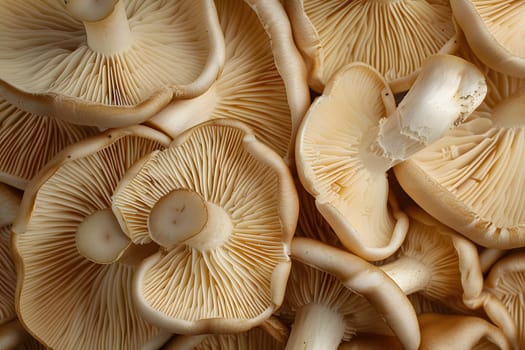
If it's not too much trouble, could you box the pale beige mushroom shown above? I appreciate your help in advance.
[147,0,309,164]
[296,55,486,260]
[485,252,525,349]
[0,97,99,190]
[112,119,298,334]
[451,0,525,78]
[11,126,172,349]
[288,237,420,350]
[0,0,225,127]
[395,90,525,249]
[285,0,458,92]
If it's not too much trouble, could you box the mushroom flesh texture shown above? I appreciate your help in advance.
[0,0,225,127]
[285,0,458,93]
[147,0,309,164]
[451,0,525,78]
[395,91,525,249]
[11,126,171,350]
[112,120,298,334]
[296,54,486,260]
[0,97,99,190]
[287,237,420,350]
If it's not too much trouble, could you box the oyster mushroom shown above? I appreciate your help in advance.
[395,90,525,249]
[0,0,225,127]
[451,0,525,77]
[11,126,172,349]
[112,119,298,334]
[288,237,420,350]
[296,54,486,260]
[147,0,309,163]
[0,97,99,190]
[285,0,458,92]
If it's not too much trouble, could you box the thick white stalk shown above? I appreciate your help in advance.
[285,303,345,350]
[379,256,431,295]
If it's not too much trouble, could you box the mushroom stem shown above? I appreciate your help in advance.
[379,256,431,295]
[362,55,486,171]
[285,303,345,350]
[0,320,31,349]
[81,1,133,55]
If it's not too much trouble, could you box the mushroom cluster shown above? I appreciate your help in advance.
[1,0,525,349]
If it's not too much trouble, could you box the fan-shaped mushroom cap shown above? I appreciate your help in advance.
[485,252,525,349]
[451,0,525,78]
[0,0,225,128]
[147,0,309,164]
[11,126,171,349]
[112,119,297,334]
[0,97,99,190]
[395,91,525,249]
[285,0,458,93]
[290,237,420,350]
[417,313,511,350]
[296,55,486,260]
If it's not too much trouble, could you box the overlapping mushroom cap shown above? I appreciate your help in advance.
[112,119,298,334]
[0,97,99,190]
[285,0,458,92]
[0,0,225,128]
[451,0,525,78]
[296,55,486,260]
[11,126,172,349]
[148,0,309,163]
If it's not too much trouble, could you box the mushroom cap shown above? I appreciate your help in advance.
[295,61,407,261]
[0,97,99,190]
[112,119,298,334]
[11,126,171,349]
[485,252,525,349]
[285,0,458,93]
[147,0,309,164]
[451,0,525,78]
[0,0,225,128]
[290,237,421,350]
[394,92,525,249]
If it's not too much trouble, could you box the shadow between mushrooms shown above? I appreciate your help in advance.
[0,0,225,128]
[11,126,172,350]
[112,119,298,334]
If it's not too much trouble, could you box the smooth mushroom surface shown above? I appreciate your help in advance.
[395,91,525,249]
[296,54,486,260]
[0,0,225,127]
[0,97,99,190]
[147,0,309,164]
[285,0,458,92]
[112,120,298,334]
[0,183,21,229]
[11,126,172,349]
[451,0,525,78]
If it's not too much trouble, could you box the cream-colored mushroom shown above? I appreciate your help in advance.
[296,54,486,260]
[11,126,172,349]
[147,0,309,164]
[0,0,225,127]
[112,119,298,334]
[285,0,458,92]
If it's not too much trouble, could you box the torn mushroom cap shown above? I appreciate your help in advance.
[281,256,397,350]
[285,0,458,93]
[379,206,484,311]
[485,252,525,349]
[296,55,486,261]
[0,97,99,190]
[0,0,225,128]
[147,0,309,164]
[417,313,511,350]
[11,126,171,349]
[451,0,525,78]
[112,119,298,334]
[290,237,420,350]
[395,90,525,249]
